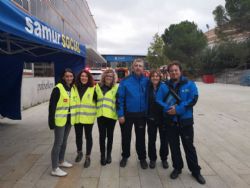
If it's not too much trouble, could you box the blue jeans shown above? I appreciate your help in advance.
[51,122,71,170]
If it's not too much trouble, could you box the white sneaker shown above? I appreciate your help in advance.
[51,167,67,177]
[59,161,73,168]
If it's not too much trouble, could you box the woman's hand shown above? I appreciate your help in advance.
[167,105,177,115]
[119,117,125,124]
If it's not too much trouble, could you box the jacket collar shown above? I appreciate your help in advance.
[168,76,188,87]
[131,73,144,80]
[60,80,72,91]
[149,81,160,90]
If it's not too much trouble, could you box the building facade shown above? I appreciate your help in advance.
[102,54,147,69]
[12,0,106,75]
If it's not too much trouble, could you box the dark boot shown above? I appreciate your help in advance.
[170,169,182,179]
[100,155,106,166]
[192,173,206,184]
[140,160,148,169]
[106,153,112,164]
[84,155,91,168]
[120,158,127,167]
[149,161,156,169]
[162,160,169,169]
[75,151,83,163]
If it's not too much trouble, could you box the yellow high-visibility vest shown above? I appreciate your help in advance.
[95,83,118,120]
[54,83,78,127]
[75,86,96,124]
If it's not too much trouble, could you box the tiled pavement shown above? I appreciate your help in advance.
[0,83,250,188]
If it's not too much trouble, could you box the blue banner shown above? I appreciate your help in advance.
[0,1,86,57]
[0,1,86,119]
[103,55,144,62]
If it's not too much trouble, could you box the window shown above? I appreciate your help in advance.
[23,0,30,11]
[24,62,33,70]
[13,0,23,6]
[12,0,31,12]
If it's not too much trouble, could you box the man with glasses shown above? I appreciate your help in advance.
[156,61,206,184]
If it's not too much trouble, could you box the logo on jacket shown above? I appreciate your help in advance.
[63,99,68,102]
[182,89,189,93]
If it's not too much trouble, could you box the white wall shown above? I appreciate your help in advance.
[21,77,54,110]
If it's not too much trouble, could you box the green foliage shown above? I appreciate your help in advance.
[212,5,229,27]
[199,40,250,74]
[161,21,207,75]
[146,33,169,69]
[226,0,250,31]
[203,0,250,75]
[213,0,250,33]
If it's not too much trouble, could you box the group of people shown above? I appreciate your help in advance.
[48,58,206,185]
[48,68,118,176]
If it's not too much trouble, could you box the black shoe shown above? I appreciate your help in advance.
[140,160,148,169]
[162,160,169,169]
[84,157,91,168]
[149,161,156,169]
[120,158,127,167]
[106,154,112,164]
[75,151,83,163]
[101,156,106,166]
[192,173,206,184]
[170,169,182,179]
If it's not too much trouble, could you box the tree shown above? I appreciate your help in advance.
[213,0,250,33]
[212,5,229,27]
[199,47,219,74]
[146,33,168,69]
[199,40,250,74]
[225,0,250,31]
[161,21,207,75]
[212,5,230,40]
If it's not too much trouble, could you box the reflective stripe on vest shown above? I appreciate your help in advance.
[95,84,118,120]
[75,86,96,124]
[55,83,78,127]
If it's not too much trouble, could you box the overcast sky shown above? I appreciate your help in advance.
[87,0,225,55]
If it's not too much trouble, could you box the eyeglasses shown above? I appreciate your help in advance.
[106,75,113,78]
[169,69,179,73]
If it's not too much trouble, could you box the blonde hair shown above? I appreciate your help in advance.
[100,69,118,87]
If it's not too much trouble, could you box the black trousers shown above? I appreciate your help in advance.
[120,117,147,160]
[147,118,169,161]
[74,123,93,155]
[97,116,116,157]
[167,123,201,175]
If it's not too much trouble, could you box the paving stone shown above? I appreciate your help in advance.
[119,176,140,188]
[98,177,119,188]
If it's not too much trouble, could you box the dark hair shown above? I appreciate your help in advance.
[149,69,162,80]
[59,68,75,85]
[75,69,94,88]
[167,60,182,72]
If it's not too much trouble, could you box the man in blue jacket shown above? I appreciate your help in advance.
[117,58,149,169]
[156,61,206,184]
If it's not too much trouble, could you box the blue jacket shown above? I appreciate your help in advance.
[156,76,198,125]
[117,74,149,118]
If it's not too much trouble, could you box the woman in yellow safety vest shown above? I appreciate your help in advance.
[96,69,118,165]
[74,69,96,168]
[48,68,77,177]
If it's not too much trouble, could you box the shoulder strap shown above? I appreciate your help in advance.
[164,82,181,104]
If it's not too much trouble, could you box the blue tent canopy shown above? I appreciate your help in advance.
[0,1,86,119]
